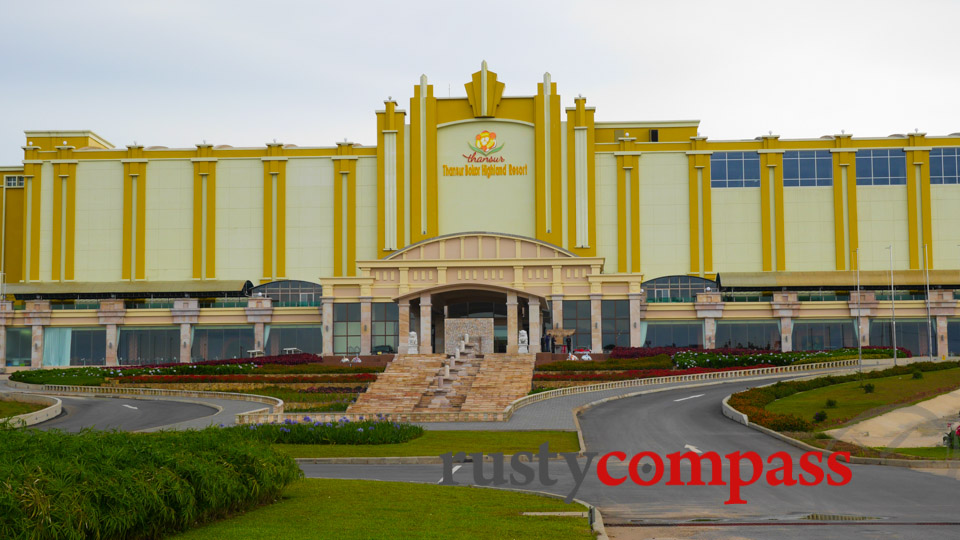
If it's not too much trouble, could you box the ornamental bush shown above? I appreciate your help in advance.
[727,362,960,432]
[533,364,774,382]
[0,426,302,540]
[536,355,672,372]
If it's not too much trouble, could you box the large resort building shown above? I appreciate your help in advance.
[1,63,959,370]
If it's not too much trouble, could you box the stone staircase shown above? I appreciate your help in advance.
[412,341,483,411]
[348,345,536,416]
[461,353,537,413]
[348,354,446,414]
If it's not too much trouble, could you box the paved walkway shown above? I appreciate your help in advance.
[828,387,960,448]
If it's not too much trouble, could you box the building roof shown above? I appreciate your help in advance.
[6,280,253,300]
[717,270,960,291]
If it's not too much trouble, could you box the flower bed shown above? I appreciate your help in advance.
[234,417,424,445]
[533,364,774,382]
[112,373,377,385]
[674,346,910,369]
[536,355,672,372]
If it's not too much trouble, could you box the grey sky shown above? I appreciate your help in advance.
[1,0,957,165]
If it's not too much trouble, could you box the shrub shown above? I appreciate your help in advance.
[825,399,837,408]
[0,426,301,540]
[813,411,828,422]
[533,364,774,382]
[537,355,672,372]
[727,362,960,433]
[945,427,960,449]
[912,370,923,380]
[863,383,875,394]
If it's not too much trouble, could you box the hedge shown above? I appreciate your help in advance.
[536,355,672,372]
[728,361,960,432]
[0,427,302,540]
[533,364,774,382]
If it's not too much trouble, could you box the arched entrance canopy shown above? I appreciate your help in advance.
[317,232,643,356]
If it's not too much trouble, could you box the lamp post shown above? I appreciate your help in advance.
[887,245,897,366]
[855,249,862,382]
[924,243,933,360]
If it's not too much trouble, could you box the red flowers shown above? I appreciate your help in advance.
[532,365,774,381]
[118,373,377,384]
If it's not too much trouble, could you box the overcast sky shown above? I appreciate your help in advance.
[1,0,958,165]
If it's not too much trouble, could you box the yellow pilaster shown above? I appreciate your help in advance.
[686,137,712,275]
[122,145,147,281]
[906,132,932,269]
[409,78,437,243]
[192,144,216,279]
[51,145,76,281]
[21,146,41,282]
[831,135,857,271]
[262,142,286,282]
[535,75,562,246]
[334,142,358,276]
[376,99,407,257]
[759,136,784,271]
[565,96,597,257]
[615,135,639,273]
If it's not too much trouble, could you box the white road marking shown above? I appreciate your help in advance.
[684,444,703,454]
[122,404,139,410]
[673,394,705,402]
[439,465,462,484]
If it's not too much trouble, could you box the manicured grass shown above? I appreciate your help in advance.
[885,447,960,460]
[0,401,44,418]
[173,479,594,540]
[273,430,580,458]
[766,367,960,429]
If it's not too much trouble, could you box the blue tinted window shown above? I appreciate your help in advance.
[710,151,761,188]
[783,150,833,187]
[931,147,960,185]
[855,149,906,185]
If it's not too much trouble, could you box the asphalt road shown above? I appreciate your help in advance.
[32,395,219,432]
[301,379,960,539]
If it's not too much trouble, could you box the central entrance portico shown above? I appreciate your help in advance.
[319,232,644,355]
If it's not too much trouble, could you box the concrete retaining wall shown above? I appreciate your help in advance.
[1,393,62,427]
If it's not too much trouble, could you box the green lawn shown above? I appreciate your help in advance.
[766,368,960,429]
[273,430,580,458]
[884,447,960,460]
[172,479,594,540]
[0,400,44,418]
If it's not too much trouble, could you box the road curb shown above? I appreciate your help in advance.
[722,391,960,469]
[0,393,61,427]
[295,454,571,465]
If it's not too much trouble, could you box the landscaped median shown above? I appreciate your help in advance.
[8,354,382,413]
[726,361,960,461]
[171,478,596,540]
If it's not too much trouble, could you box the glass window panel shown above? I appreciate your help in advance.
[615,301,629,318]
[857,156,871,179]
[333,322,347,335]
[873,156,888,178]
[333,336,346,354]
[783,158,798,180]
[816,158,833,180]
[745,157,760,180]
[373,303,384,320]
[347,322,361,335]
[334,304,347,320]
[944,156,957,177]
[347,303,360,320]
[890,155,906,179]
[727,159,742,180]
[373,322,386,335]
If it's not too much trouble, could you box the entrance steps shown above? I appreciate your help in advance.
[461,353,537,413]
[348,350,536,416]
[348,354,446,414]
[412,344,483,411]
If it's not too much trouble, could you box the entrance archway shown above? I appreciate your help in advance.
[397,284,550,355]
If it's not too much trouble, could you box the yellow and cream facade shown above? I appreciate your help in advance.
[1,63,959,368]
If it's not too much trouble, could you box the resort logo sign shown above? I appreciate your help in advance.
[442,130,529,179]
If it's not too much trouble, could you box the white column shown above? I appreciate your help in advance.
[419,294,432,354]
